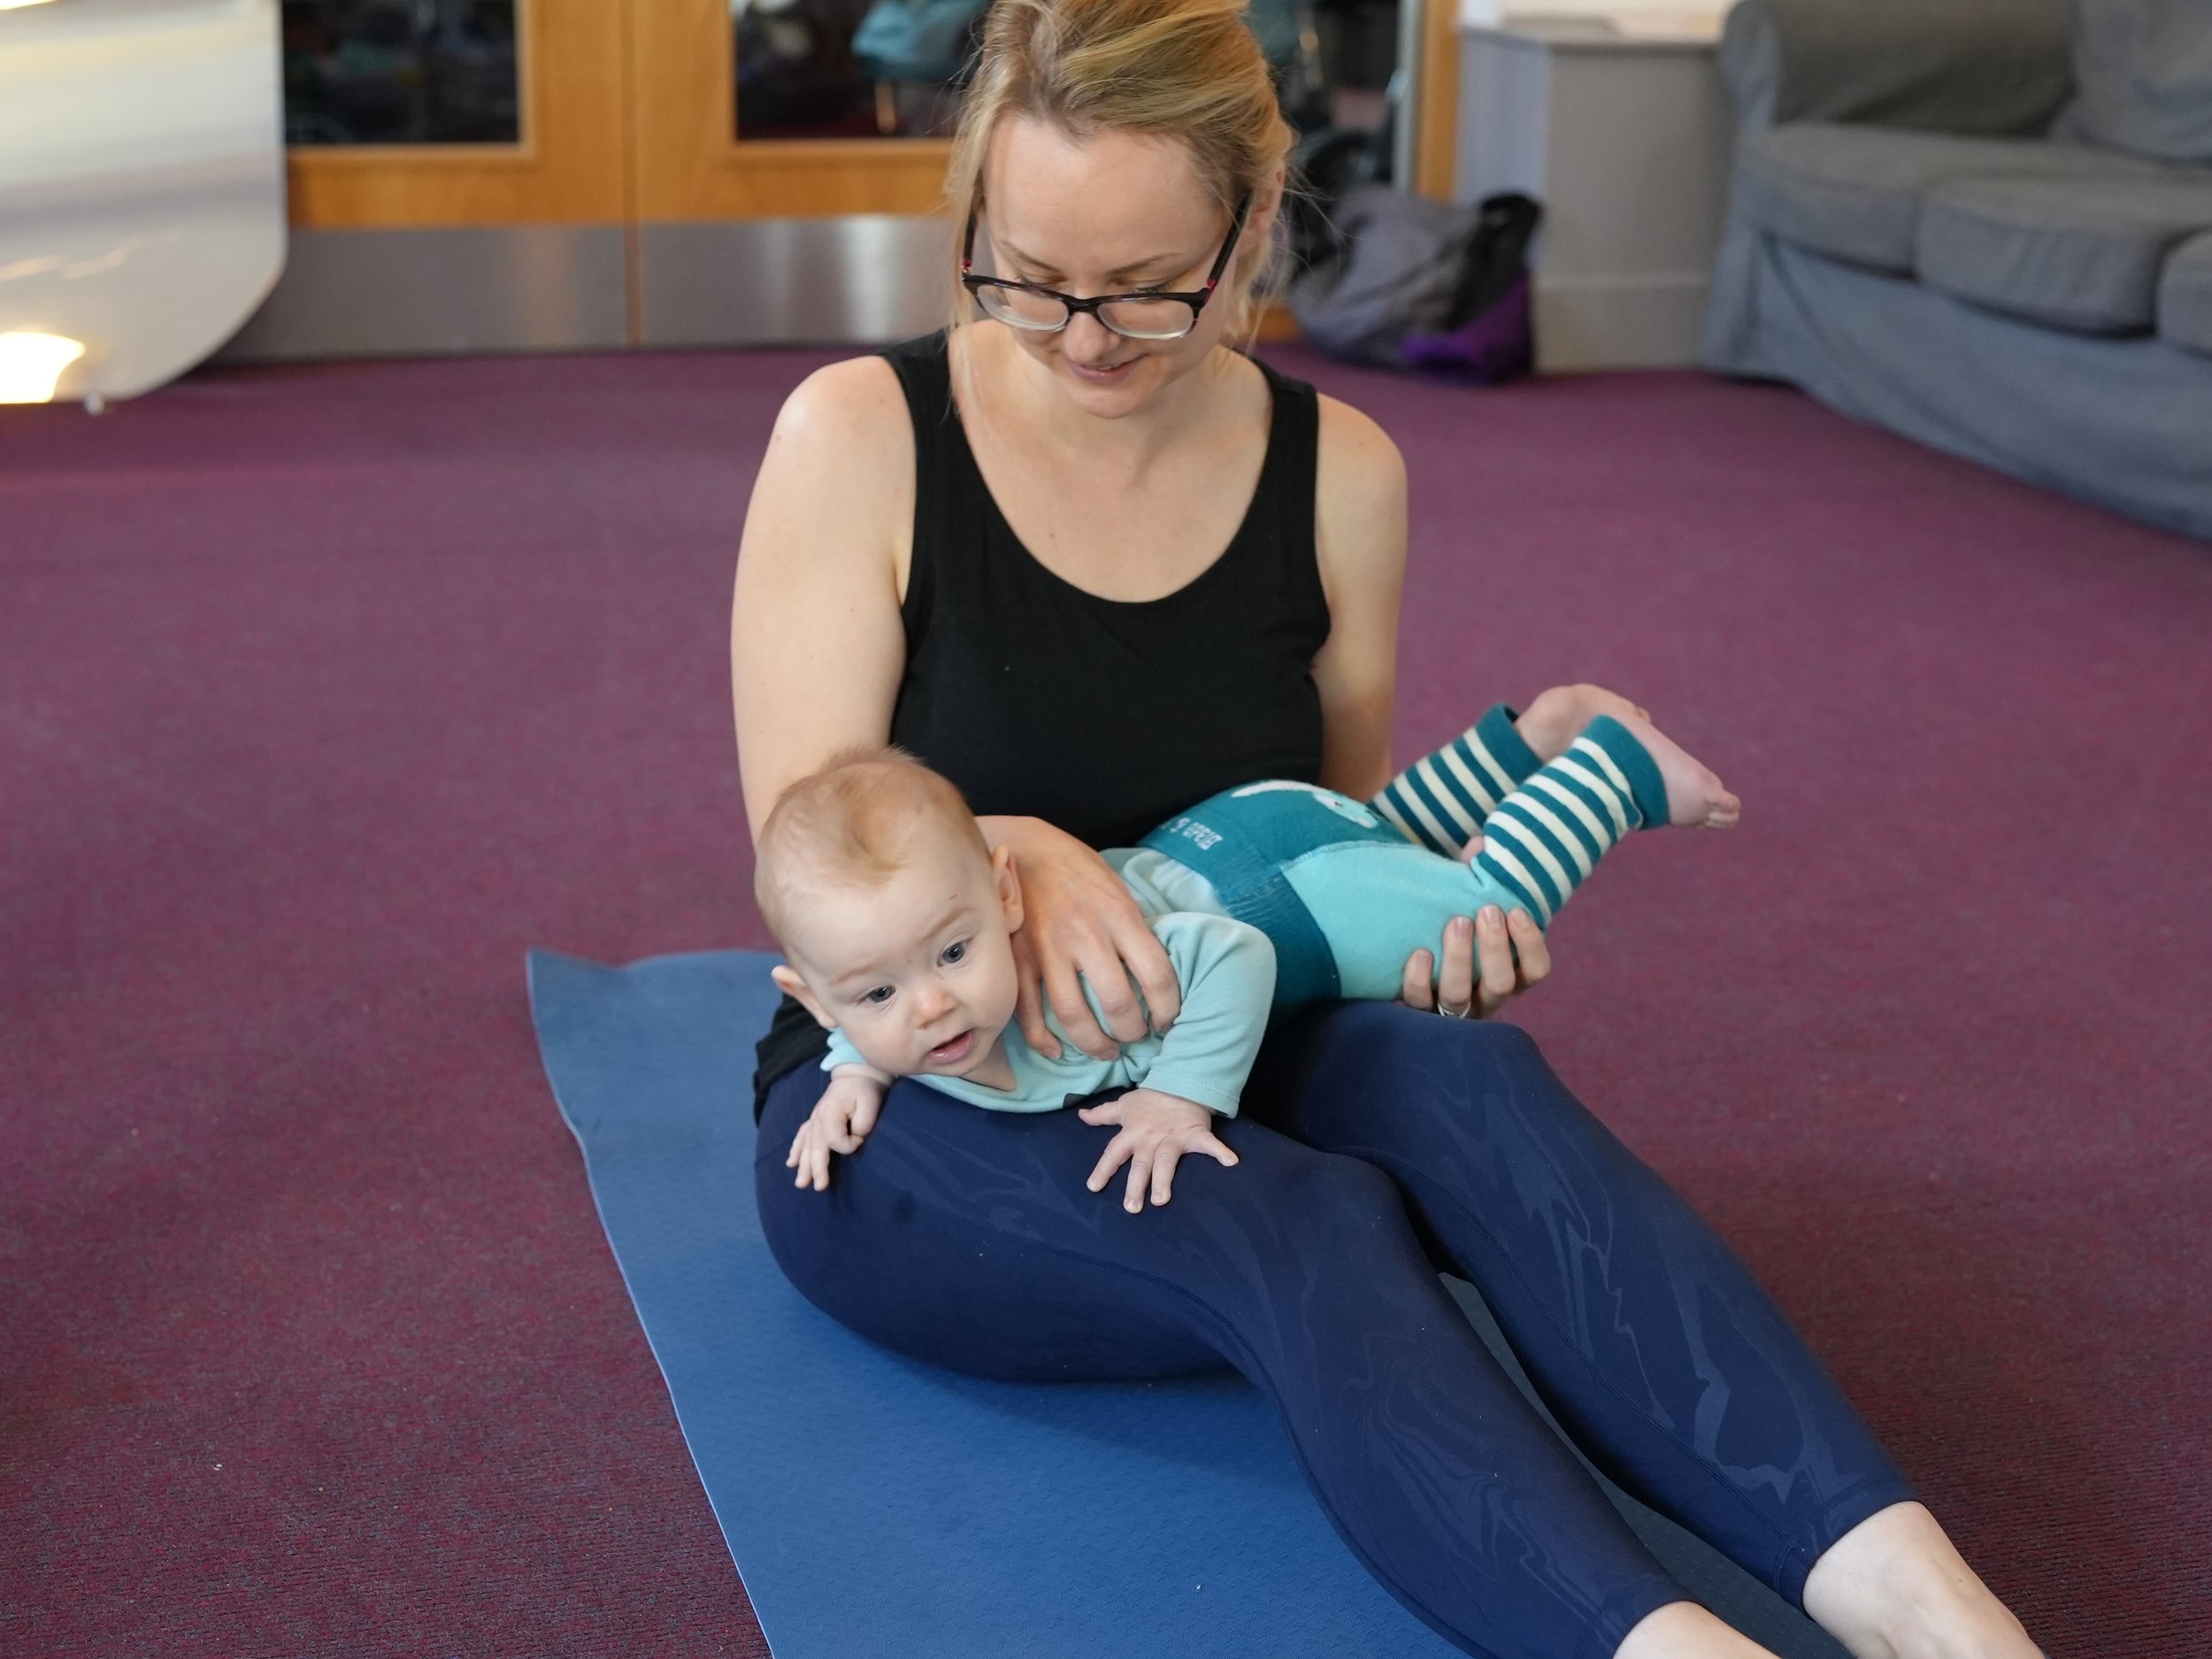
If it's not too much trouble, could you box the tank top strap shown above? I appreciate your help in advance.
[1243,350,1325,629]
[875,328,970,641]
[875,326,959,451]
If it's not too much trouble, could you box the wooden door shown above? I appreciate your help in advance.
[625,0,960,345]
[285,0,627,229]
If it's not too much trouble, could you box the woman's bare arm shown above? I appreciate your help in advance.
[1310,395,1407,803]
[732,357,913,841]
[1308,394,1548,1015]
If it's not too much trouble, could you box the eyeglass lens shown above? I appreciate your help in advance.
[972,286,1197,340]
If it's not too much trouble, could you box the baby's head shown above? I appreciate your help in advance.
[758,746,1024,1080]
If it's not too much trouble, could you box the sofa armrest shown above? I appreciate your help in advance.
[1720,0,2074,136]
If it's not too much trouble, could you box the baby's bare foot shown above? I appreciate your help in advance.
[1517,683,1650,763]
[1610,709,1740,829]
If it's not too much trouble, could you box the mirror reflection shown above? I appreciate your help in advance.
[282,0,521,146]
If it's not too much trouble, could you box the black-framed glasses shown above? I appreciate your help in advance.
[959,190,1253,341]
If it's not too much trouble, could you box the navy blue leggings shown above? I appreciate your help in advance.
[754,1002,1917,1659]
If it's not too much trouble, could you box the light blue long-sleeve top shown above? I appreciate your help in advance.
[822,849,1276,1118]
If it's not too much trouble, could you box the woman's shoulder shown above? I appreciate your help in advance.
[1310,388,1406,579]
[775,347,915,457]
[741,348,924,603]
[757,346,924,543]
[1313,388,1405,503]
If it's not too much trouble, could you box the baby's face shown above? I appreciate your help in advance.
[781,829,1023,1080]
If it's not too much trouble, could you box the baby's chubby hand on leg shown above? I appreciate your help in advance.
[787,1065,889,1192]
[1079,1088,1240,1215]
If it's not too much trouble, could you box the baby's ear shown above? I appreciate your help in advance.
[992,843,1025,932]
[771,964,838,1031]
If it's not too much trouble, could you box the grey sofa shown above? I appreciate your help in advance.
[1699,0,2212,540]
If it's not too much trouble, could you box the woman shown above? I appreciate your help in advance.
[731,4,2043,1655]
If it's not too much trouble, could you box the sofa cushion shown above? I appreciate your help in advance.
[1736,123,2167,273]
[2158,231,2212,354]
[1916,173,2212,332]
[2051,0,2212,165]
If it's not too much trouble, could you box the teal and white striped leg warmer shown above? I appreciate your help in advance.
[1469,714,1671,927]
[1369,703,1542,859]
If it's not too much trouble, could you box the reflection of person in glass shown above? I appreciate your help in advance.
[733,0,879,139]
[313,1,422,143]
[729,0,985,140]
[730,4,2048,1658]
[280,0,518,146]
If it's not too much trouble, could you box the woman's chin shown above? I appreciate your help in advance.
[1064,351,1145,388]
[1056,355,1164,415]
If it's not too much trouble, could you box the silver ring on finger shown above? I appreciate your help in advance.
[1437,998,1473,1019]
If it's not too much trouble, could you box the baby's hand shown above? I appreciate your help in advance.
[1079,1088,1239,1215]
[787,1065,889,1193]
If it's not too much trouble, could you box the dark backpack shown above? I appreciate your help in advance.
[1287,186,1542,383]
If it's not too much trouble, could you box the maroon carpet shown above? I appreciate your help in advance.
[3,342,2206,1657]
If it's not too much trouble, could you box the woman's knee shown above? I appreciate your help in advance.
[1266,1139,1405,1228]
[1213,1135,1442,1306]
[755,1070,1233,1380]
[1285,1000,1554,1114]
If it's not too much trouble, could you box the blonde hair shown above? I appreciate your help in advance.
[942,0,1296,361]
[754,746,991,948]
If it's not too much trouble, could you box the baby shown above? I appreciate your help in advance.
[756,685,1737,1210]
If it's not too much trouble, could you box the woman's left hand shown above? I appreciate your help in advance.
[1398,836,1552,1018]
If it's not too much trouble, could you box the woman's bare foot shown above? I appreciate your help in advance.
[1609,708,1740,829]
[1801,1502,2044,1659]
[1614,1599,1782,1659]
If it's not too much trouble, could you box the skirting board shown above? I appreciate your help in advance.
[636,216,956,348]
[216,225,627,361]
[214,219,960,357]
[209,219,1701,370]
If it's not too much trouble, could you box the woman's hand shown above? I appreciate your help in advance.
[1399,833,1552,1018]
[1079,1089,1239,1214]
[786,1067,888,1193]
[982,815,1182,1062]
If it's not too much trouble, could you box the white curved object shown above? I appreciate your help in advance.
[0,0,285,403]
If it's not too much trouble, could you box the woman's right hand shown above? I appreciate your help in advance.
[982,815,1182,1061]
[1398,902,1552,1019]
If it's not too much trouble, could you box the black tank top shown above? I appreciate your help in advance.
[752,326,1332,1117]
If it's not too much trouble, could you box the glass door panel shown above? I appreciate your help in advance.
[284,0,624,227]
[634,0,950,223]
[732,0,977,141]
[282,0,522,147]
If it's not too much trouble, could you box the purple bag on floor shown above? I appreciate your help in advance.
[1287,187,1541,383]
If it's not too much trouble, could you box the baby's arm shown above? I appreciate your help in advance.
[788,1044,894,1192]
[1132,911,1278,1118]
[1075,911,1272,1213]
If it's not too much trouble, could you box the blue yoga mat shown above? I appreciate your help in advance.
[526,947,1847,1659]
